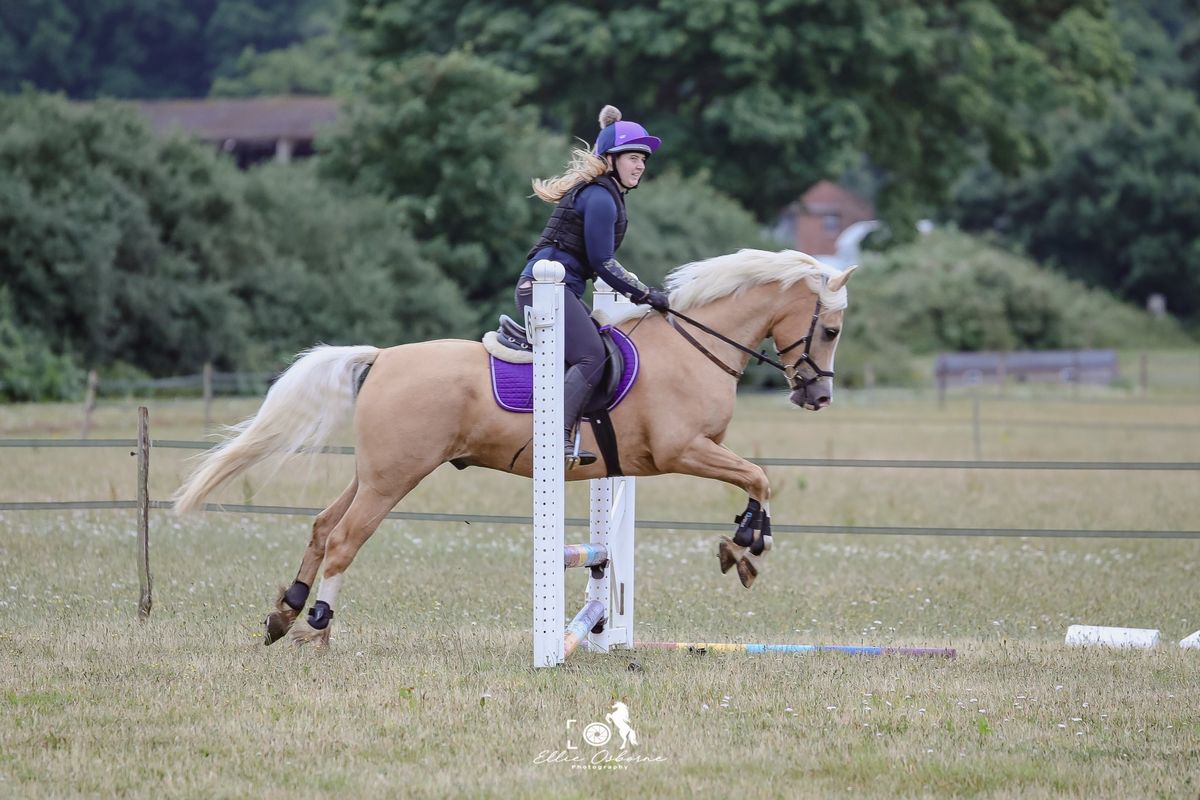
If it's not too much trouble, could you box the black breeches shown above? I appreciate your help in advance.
[515,281,606,389]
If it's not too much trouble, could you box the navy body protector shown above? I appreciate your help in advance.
[525,174,627,270]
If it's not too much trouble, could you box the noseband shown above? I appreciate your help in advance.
[663,300,834,392]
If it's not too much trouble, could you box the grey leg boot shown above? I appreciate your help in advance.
[563,365,598,469]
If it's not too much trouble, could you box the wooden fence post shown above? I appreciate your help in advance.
[202,362,214,431]
[80,370,98,439]
[137,406,153,620]
[971,387,983,461]
[1139,353,1148,397]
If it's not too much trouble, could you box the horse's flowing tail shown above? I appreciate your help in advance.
[173,345,380,514]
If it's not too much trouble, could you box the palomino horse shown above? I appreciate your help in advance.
[174,249,857,646]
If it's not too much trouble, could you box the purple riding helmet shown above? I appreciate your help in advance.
[593,109,661,158]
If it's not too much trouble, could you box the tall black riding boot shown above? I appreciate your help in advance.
[563,365,598,469]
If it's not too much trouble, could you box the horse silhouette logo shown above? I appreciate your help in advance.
[605,701,639,749]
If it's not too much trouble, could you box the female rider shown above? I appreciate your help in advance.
[516,105,670,468]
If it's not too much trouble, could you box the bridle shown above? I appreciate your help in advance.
[663,300,834,393]
[771,301,836,392]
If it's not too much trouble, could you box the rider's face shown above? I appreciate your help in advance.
[611,152,647,188]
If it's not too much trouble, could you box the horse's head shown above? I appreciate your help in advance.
[772,265,857,411]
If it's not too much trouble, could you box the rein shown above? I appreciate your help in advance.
[664,303,834,389]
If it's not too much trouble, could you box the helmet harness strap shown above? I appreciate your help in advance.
[607,153,645,192]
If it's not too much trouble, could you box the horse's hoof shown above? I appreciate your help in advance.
[718,537,740,573]
[736,556,758,589]
[289,620,332,648]
[264,612,293,645]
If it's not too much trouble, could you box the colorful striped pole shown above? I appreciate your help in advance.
[564,600,607,658]
[630,641,956,658]
[563,543,609,569]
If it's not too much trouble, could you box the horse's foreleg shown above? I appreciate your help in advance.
[289,481,407,647]
[666,438,771,588]
[264,478,358,645]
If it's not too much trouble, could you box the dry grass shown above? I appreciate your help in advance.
[1,383,1199,798]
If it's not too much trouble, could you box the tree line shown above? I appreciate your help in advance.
[1,0,1197,400]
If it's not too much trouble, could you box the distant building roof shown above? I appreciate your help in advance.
[135,96,338,144]
[799,180,875,220]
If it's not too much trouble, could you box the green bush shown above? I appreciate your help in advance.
[619,169,773,288]
[243,163,476,361]
[0,289,83,402]
[850,230,1192,356]
[318,51,562,324]
[747,231,1192,391]
[0,91,473,376]
[0,92,273,373]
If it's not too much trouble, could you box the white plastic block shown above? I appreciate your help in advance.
[1065,625,1160,649]
[1179,630,1200,649]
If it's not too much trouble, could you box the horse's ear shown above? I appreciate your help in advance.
[827,265,858,292]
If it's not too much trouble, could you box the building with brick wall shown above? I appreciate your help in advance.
[772,180,878,268]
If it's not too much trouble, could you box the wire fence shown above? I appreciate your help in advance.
[3,437,1200,470]
[1,499,1198,541]
[93,371,275,397]
[2,437,1198,541]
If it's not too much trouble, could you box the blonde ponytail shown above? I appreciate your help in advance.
[531,146,609,203]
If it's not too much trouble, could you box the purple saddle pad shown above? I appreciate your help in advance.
[490,327,639,415]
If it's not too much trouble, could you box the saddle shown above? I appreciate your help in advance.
[483,315,637,416]
[482,316,640,476]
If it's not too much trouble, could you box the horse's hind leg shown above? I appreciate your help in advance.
[264,478,358,645]
[289,479,415,647]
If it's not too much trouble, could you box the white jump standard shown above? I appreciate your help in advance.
[529,260,636,668]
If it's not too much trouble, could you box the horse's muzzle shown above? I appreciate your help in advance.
[789,377,832,411]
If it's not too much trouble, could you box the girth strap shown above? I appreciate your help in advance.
[587,410,624,477]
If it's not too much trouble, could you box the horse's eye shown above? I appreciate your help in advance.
[823,328,840,341]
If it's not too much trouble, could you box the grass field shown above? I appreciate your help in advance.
[2,377,1199,798]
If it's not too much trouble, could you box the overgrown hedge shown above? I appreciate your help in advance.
[828,230,1191,386]
[0,289,83,402]
[2,91,1192,400]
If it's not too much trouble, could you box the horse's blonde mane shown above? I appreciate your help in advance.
[665,249,849,313]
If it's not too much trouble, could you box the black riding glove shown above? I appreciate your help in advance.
[643,288,670,312]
